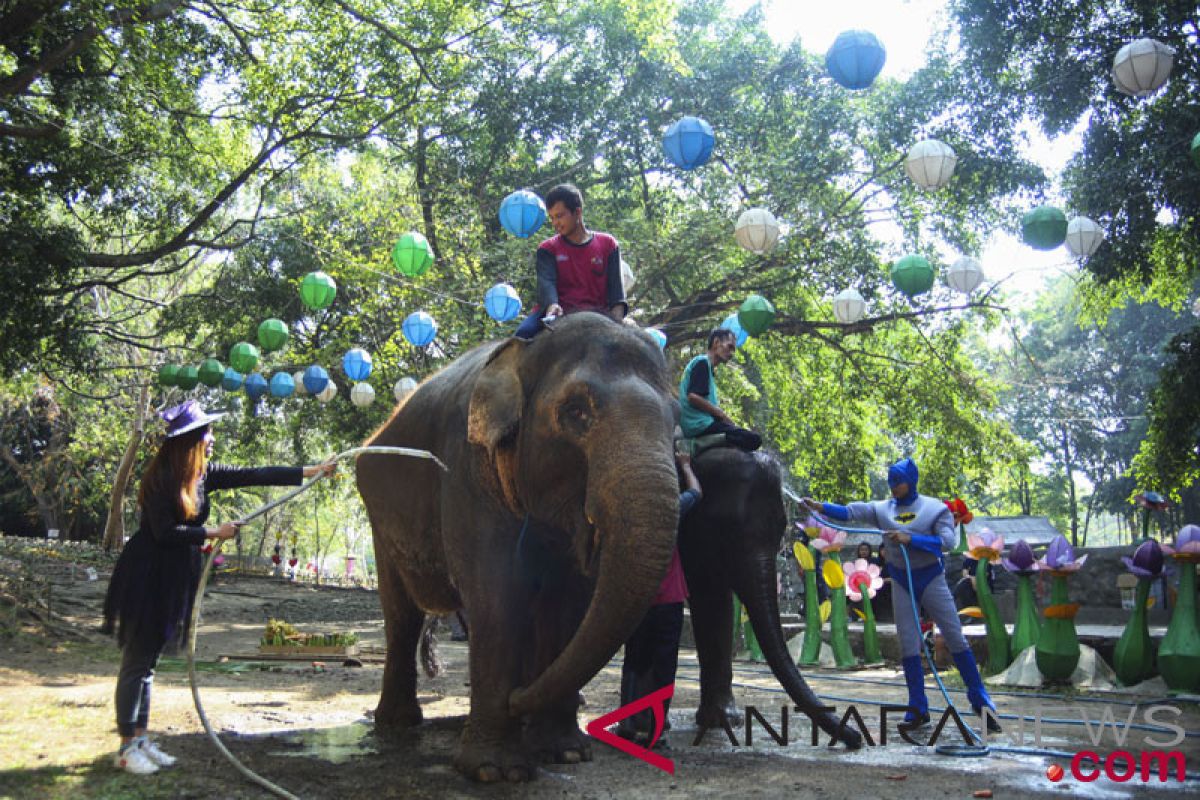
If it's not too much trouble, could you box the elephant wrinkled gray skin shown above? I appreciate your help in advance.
[680,447,863,749]
[356,313,680,782]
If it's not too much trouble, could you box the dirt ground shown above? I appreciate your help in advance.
[2,552,1199,800]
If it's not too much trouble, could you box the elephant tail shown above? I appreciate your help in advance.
[419,615,442,678]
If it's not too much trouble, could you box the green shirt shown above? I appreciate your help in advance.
[679,354,718,437]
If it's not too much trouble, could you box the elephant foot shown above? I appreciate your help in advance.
[455,736,536,783]
[523,716,593,765]
[696,696,742,729]
[372,697,423,729]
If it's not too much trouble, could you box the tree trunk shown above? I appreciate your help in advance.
[102,381,151,551]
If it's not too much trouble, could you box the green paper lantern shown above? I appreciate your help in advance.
[157,364,179,387]
[175,365,200,391]
[1191,132,1200,169]
[257,318,289,353]
[198,359,224,388]
[890,254,934,298]
[737,294,775,337]
[1021,205,1068,250]
[391,232,435,277]
[300,271,337,310]
[229,342,260,375]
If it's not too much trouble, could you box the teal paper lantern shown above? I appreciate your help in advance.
[269,372,295,398]
[391,232,435,277]
[719,314,749,348]
[302,365,329,395]
[220,367,244,392]
[1191,132,1200,168]
[402,311,438,347]
[498,191,547,238]
[663,116,715,170]
[176,366,199,391]
[198,359,224,388]
[300,271,337,310]
[484,283,522,322]
[1021,205,1068,251]
[645,327,667,350]
[737,294,776,337]
[229,342,259,375]
[244,372,268,400]
[891,254,935,298]
[343,348,372,382]
[825,30,886,90]
[257,318,289,352]
[158,364,179,387]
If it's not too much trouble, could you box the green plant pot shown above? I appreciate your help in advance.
[1035,574,1080,682]
[1158,559,1200,692]
[1113,579,1155,686]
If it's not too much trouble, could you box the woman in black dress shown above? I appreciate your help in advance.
[103,401,335,774]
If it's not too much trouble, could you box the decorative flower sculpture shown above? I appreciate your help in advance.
[845,558,883,664]
[1114,540,1165,686]
[945,497,973,554]
[1002,540,1042,655]
[967,529,1011,673]
[1035,535,1086,682]
[1135,491,1171,542]
[806,519,855,667]
[809,526,847,554]
[793,537,824,666]
[1159,525,1200,692]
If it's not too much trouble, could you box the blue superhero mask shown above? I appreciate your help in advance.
[887,457,919,505]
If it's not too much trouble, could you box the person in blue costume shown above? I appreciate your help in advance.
[802,458,1000,732]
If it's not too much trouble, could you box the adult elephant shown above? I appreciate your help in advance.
[356,313,680,782]
[679,446,862,749]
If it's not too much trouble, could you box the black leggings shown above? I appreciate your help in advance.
[700,419,762,451]
[115,636,164,737]
[620,602,685,732]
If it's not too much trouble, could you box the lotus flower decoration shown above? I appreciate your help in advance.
[808,522,847,554]
[1002,540,1039,575]
[967,529,1005,563]
[1163,524,1200,560]
[1122,540,1166,578]
[1134,491,1170,512]
[1038,535,1087,574]
[844,559,883,602]
[945,497,974,526]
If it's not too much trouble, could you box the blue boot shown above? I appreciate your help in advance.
[901,655,930,726]
[952,648,1002,733]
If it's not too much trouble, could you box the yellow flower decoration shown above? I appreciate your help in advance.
[819,599,831,623]
[793,542,815,571]
[823,558,845,590]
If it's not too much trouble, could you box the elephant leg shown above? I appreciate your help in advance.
[374,559,425,728]
[689,584,742,728]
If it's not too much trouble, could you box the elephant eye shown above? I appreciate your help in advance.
[558,399,592,435]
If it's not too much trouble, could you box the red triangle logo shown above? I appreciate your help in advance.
[585,683,675,775]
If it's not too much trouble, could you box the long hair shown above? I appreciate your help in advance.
[138,426,209,519]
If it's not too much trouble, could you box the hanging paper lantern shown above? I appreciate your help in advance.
[394,376,419,402]
[342,348,372,382]
[175,366,199,390]
[1192,132,1200,169]
[229,342,260,375]
[734,208,780,255]
[302,365,330,395]
[904,139,957,190]
[825,30,887,90]
[220,367,244,392]
[197,359,224,388]
[662,116,715,170]
[391,232,435,277]
[257,318,289,352]
[269,372,295,398]
[1112,38,1175,97]
[498,190,547,238]
[402,311,438,347]
[292,371,308,396]
[719,313,749,348]
[157,364,179,387]
[351,382,376,408]
[244,372,268,400]
[737,294,775,337]
[484,283,522,322]
[946,256,985,294]
[1065,216,1105,258]
[1193,297,1200,318]
[1021,205,1068,250]
[645,328,667,350]
[300,271,337,310]
[833,288,866,323]
[891,254,935,298]
[316,380,337,404]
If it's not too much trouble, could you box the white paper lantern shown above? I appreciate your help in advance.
[316,381,338,404]
[1065,216,1105,258]
[1192,297,1200,318]
[292,371,308,396]
[394,376,418,402]
[734,208,780,255]
[1112,38,1175,97]
[946,256,985,294]
[905,139,957,190]
[351,382,375,408]
[620,258,636,292]
[833,288,866,323]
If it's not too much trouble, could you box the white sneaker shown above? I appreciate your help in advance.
[114,743,159,774]
[138,737,177,767]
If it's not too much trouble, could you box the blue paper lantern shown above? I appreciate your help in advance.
[269,372,295,398]
[220,367,244,392]
[343,348,373,382]
[498,190,547,238]
[402,311,438,347]
[825,30,886,90]
[662,116,715,170]
[484,283,522,322]
[244,372,268,400]
[302,365,330,395]
[719,314,749,348]
[646,327,668,350]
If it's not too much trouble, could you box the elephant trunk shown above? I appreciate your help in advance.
[740,553,863,749]
[508,450,678,718]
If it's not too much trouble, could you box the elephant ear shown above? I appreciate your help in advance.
[468,338,526,510]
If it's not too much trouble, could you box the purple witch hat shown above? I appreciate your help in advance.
[161,400,225,438]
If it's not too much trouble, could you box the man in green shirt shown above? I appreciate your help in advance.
[678,328,762,451]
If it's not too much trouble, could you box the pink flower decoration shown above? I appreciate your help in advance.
[809,524,847,554]
[1037,534,1088,573]
[967,529,1005,563]
[844,558,883,602]
[1162,524,1200,557]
